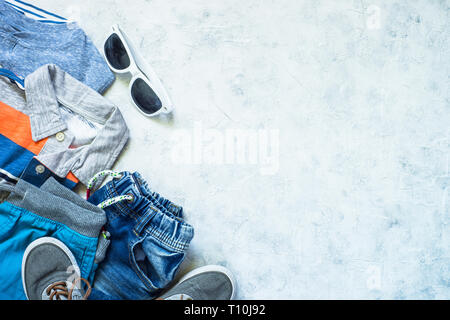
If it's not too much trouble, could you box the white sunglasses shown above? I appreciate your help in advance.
[103,24,173,117]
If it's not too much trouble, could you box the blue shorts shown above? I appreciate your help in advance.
[0,0,114,93]
[87,172,194,300]
[0,178,106,300]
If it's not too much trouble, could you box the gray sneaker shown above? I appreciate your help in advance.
[159,265,236,300]
[21,237,91,300]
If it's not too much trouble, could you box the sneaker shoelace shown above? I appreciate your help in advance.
[46,278,92,300]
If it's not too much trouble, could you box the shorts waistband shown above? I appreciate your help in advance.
[0,0,82,47]
[105,172,194,252]
[126,172,184,217]
[5,177,106,238]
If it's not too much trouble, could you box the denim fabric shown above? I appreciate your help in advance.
[87,172,194,300]
[0,0,114,93]
[0,178,105,300]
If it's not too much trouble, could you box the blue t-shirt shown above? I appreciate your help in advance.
[0,0,114,93]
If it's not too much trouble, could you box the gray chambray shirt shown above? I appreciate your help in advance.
[0,64,129,188]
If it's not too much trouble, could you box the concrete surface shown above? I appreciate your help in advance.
[31,0,450,299]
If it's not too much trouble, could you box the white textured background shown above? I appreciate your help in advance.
[34,0,449,299]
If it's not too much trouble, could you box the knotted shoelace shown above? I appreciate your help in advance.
[46,278,92,300]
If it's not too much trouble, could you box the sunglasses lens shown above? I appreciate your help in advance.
[104,34,130,70]
[131,78,163,115]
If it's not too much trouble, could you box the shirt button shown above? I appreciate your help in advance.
[56,132,65,142]
[35,165,45,174]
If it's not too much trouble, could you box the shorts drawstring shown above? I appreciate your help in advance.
[86,170,133,209]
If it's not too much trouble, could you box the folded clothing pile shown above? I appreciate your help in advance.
[0,0,197,300]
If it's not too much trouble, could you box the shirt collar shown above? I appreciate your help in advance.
[25,64,67,141]
[24,64,129,185]
[25,64,114,142]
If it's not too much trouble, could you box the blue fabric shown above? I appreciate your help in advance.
[0,133,34,179]
[0,67,24,86]
[20,158,77,189]
[0,202,99,300]
[87,172,194,300]
[0,135,77,189]
[0,0,114,93]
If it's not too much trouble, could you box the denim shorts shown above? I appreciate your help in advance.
[0,0,114,93]
[87,172,194,300]
[0,178,106,300]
